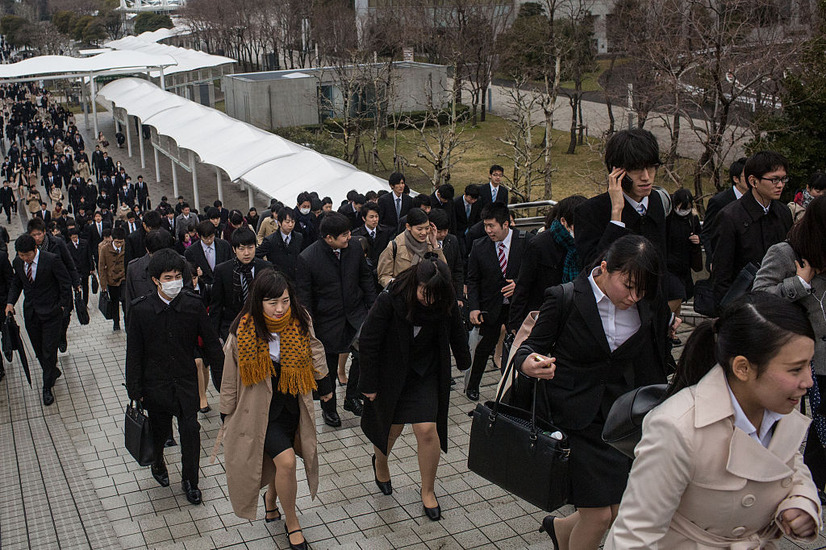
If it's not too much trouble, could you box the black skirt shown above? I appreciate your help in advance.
[392,367,438,425]
[566,419,632,507]
[263,373,300,459]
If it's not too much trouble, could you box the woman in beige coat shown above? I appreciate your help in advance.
[376,208,446,288]
[216,269,333,550]
[605,293,822,549]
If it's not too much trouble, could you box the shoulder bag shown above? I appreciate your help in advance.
[125,400,155,466]
[602,384,669,458]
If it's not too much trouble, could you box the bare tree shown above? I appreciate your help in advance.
[497,75,545,199]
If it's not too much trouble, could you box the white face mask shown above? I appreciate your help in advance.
[299,207,310,215]
[160,279,183,300]
[675,207,692,217]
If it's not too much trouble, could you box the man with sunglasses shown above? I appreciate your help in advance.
[711,151,793,307]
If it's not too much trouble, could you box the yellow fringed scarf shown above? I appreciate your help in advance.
[236,308,317,395]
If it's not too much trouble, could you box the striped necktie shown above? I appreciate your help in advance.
[26,262,33,283]
[497,242,507,277]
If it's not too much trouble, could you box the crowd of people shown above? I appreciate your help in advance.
[0,80,824,550]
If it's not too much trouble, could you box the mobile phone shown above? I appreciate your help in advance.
[621,174,634,192]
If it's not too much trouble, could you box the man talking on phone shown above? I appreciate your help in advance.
[574,129,669,270]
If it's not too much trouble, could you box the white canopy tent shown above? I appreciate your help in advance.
[97,78,386,207]
[104,36,234,77]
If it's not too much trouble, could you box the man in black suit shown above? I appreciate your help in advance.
[6,234,72,405]
[430,183,456,234]
[125,210,162,270]
[185,221,231,287]
[0,179,13,223]
[477,164,509,207]
[700,157,748,269]
[209,227,271,341]
[337,191,365,230]
[255,208,303,281]
[135,175,149,211]
[429,208,464,299]
[67,228,93,305]
[35,202,51,224]
[574,129,668,269]
[351,202,392,290]
[464,202,533,401]
[296,212,376,427]
[453,184,481,238]
[118,177,135,209]
[376,172,412,235]
[162,210,176,236]
[126,249,223,505]
[85,211,110,268]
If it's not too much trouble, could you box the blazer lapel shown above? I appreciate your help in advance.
[505,230,523,279]
[573,275,611,354]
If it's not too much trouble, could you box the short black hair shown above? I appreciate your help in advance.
[728,157,748,185]
[406,208,429,227]
[322,196,333,206]
[346,189,358,202]
[480,202,510,226]
[319,211,351,239]
[744,151,789,182]
[231,227,256,248]
[389,172,405,186]
[213,200,222,207]
[353,194,366,205]
[229,211,244,225]
[297,191,311,206]
[207,207,220,220]
[412,194,431,208]
[148,248,185,280]
[27,217,46,233]
[810,172,826,191]
[552,194,587,227]
[15,233,36,253]
[112,227,126,240]
[428,208,449,230]
[464,184,480,199]
[604,129,661,172]
[145,229,174,253]
[276,207,294,224]
[489,164,504,175]
[68,228,80,237]
[361,201,379,219]
[143,210,162,229]
[437,184,454,201]
[180,202,190,210]
[196,220,215,238]
[126,211,136,220]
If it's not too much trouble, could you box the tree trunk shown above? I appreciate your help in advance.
[480,85,487,122]
[566,95,577,155]
[577,95,585,145]
[667,111,680,171]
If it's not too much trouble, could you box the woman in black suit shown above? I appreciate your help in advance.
[359,257,471,521]
[514,235,674,550]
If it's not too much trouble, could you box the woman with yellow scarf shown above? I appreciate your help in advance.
[216,269,333,550]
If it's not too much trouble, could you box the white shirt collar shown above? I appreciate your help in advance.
[201,240,214,252]
[726,379,785,448]
[496,228,513,249]
[733,186,744,200]
[30,248,40,267]
[157,290,172,305]
[623,193,649,212]
[752,193,771,214]
[281,230,291,242]
[587,266,607,304]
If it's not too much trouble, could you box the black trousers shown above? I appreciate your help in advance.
[2,203,10,222]
[148,399,200,485]
[466,306,509,393]
[108,283,122,328]
[24,312,62,389]
[346,350,361,401]
[321,353,339,414]
[78,274,89,305]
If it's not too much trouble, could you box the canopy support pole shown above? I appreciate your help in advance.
[91,74,98,139]
[159,67,166,91]
[81,77,88,129]
[125,115,132,158]
[153,147,161,183]
[216,168,223,202]
[137,117,145,169]
[190,151,200,211]
[171,158,179,198]
[248,186,254,209]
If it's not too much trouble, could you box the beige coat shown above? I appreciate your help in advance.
[605,366,822,549]
[376,231,446,287]
[214,321,328,521]
[256,216,279,244]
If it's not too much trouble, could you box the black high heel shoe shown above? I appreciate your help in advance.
[262,493,281,523]
[285,525,308,550]
[538,515,559,549]
[422,498,441,521]
[372,455,392,495]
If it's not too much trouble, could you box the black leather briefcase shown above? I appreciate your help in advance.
[124,400,155,466]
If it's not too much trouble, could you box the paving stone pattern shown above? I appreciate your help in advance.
[0,116,822,549]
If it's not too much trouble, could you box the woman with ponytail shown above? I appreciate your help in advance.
[606,293,822,549]
[217,269,333,550]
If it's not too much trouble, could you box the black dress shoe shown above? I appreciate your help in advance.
[164,437,177,447]
[343,397,363,416]
[58,337,67,353]
[42,388,54,406]
[372,455,392,495]
[322,409,341,427]
[262,493,281,523]
[151,462,170,487]
[199,406,211,414]
[423,501,441,521]
[284,525,308,550]
[0,367,6,382]
[450,377,456,386]
[539,515,559,549]
[465,389,479,401]
[182,479,201,505]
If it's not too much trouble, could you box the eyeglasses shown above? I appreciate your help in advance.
[759,176,790,185]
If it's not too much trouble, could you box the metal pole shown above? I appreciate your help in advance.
[171,159,179,198]
[153,147,161,183]
[81,77,88,129]
[190,151,200,211]
[159,67,166,91]
[125,115,133,157]
[91,74,99,138]
[216,167,223,202]
[248,185,254,209]
[137,117,146,169]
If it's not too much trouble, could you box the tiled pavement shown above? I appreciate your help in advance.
[1,114,825,549]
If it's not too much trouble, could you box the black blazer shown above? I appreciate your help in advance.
[441,233,465,296]
[376,192,412,233]
[700,187,737,267]
[337,203,362,230]
[185,238,232,286]
[453,195,481,237]
[255,231,303,281]
[68,238,93,276]
[430,191,457,233]
[8,250,73,320]
[352,225,393,269]
[574,190,668,269]
[711,190,792,304]
[466,228,533,325]
[124,228,145,269]
[508,229,567,332]
[477,183,509,207]
[514,274,672,430]
[209,258,272,340]
[296,239,377,353]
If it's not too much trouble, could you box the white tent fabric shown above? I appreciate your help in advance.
[0,51,176,80]
[104,36,234,76]
[97,78,386,205]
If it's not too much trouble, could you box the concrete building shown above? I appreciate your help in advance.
[222,62,449,131]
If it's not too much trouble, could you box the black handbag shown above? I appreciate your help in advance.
[74,289,89,325]
[720,262,759,309]
[602,384,669,458]
[2,313,15,362]
[91,273,99,294]
[98,290,113,320]
[693,278,715,316]
[124,400,155,466]
[468,359,570,512]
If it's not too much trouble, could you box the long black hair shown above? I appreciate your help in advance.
[668,292,814,397]
[391,254,455,319]
[229,268,311,341]
[787,194,826,271]
[592,234,661,300]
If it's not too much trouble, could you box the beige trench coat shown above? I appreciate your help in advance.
[376,231,446,288]
[214,320,329,521]
[605,365,822,549]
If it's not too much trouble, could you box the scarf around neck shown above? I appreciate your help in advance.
[235,308,316,395]
[232,258,254,306]
[403,230,430,263]
[549,219,580,283]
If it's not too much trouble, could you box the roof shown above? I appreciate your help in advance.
[96,78,386,204]
[104,36,234,77]
[0,51,177,80]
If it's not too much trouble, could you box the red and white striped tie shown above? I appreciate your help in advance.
[497,242,507,277]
